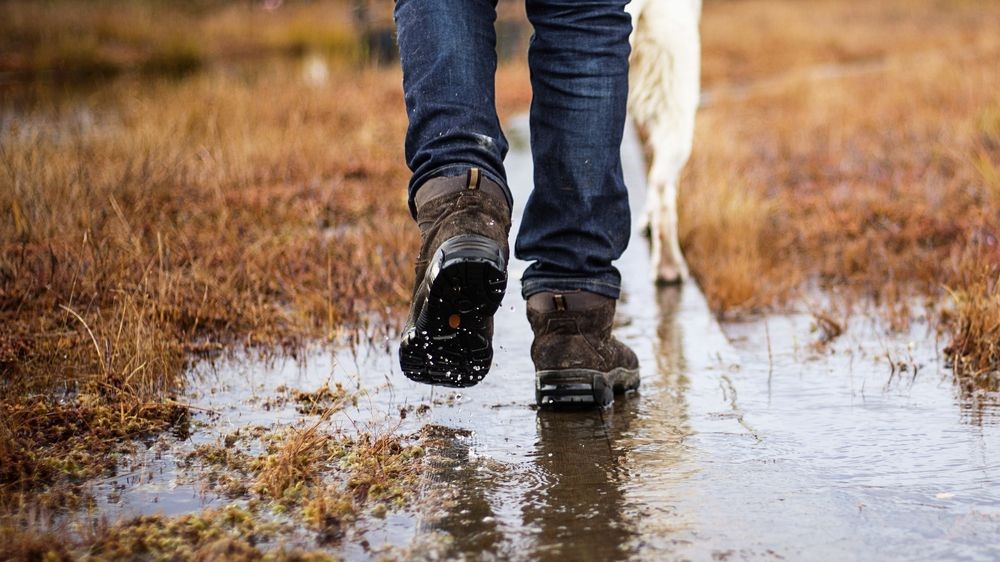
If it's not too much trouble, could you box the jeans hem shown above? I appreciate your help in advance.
[521,277,621,300]
[408,164,513,218]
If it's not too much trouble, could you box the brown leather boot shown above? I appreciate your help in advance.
[527,291,640,408]
[399,168,511,388]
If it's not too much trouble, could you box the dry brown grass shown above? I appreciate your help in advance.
[0,19,532,493]
[2,0,998,507]
[1,65,417,493]
[685,1,1000,388]
[1,294,188,492]
[685,52,1000,310]
[678,158,798,315]
[945,259,1000,393]
[700,0,1000,90]
[253,421,334,501]
[0,0,365,77]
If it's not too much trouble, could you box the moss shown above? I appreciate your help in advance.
[81,505,332,561]
[291,384,354,416]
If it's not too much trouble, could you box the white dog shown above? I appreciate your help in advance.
[627,0,702,284]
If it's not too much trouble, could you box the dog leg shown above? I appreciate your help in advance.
[640,176,659,239]
[628,0,700,285]
[657,177,689,284]
[650,175,689,284]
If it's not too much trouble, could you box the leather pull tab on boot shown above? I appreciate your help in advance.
[466,167,481,191]
[553,294,567,311]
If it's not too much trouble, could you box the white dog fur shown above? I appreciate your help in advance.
[627,0,701,283]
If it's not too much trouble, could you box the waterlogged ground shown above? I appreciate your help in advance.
[62,117,999,561]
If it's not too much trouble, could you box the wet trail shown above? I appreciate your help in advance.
[88,116,999,561]
[402,117,1000,561]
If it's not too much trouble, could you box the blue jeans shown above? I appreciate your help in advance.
[395,0,632,299]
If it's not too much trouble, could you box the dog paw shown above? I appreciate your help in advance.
[654,258,689,286]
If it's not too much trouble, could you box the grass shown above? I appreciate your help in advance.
[677,167,797,315]
[0,0,999,555]
[2,415,425,559]
[0,0,367,78]
[253,421,337,502]
[1,65,418,495]
[685,0,1000,389]
[1,505,339,561]
[0,46,532,500]
[945,259,1000,394]
[699,0,1000,90]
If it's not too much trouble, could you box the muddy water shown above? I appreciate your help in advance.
[86,116,999,561]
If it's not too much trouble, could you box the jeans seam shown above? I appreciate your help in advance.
[523,278,621,289]
[521,277,622,299]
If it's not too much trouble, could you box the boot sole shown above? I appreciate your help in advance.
[535,368,640,409]
[399,234,507,387]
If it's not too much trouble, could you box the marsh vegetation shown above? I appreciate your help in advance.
[1,0,997,558]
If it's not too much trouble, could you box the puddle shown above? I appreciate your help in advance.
[68,116,1000,560]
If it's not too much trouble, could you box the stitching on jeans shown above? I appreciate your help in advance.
[523,279,621,290]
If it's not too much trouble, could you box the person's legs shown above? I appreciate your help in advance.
[517,0,633,299]
[394,0,513,216]
[519,0,639,408]
[394,0,513,387]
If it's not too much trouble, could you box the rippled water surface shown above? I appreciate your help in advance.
[86,117,999,561]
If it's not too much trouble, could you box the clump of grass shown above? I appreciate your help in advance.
[87,505,343,562]
[1,294,187,493]
[945,265,1000,394]
[678,171,797,314]
[292,383,354,416]
[87,506,273,561]
[303,429,423,540]
[251,423,423,508]
[341,431,422,506]
[252,421,335,502]
[0,523,73,561]
[183,429,260,499]
[246,418,422,514]
[178,420,424,544]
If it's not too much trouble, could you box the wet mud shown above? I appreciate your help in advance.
[67,117,999,561]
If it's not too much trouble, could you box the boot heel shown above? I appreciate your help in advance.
[535,366,639,409]
[535,369,614,409]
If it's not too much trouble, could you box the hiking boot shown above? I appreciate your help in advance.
[399,168,511,387]
[527,291,640,408]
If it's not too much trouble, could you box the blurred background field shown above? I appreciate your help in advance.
[1,0,998,558]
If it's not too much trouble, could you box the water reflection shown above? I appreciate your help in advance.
[525,410,634,561]
[417,427,507,559]
[414,283,694,562]
[521,286,693,561]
